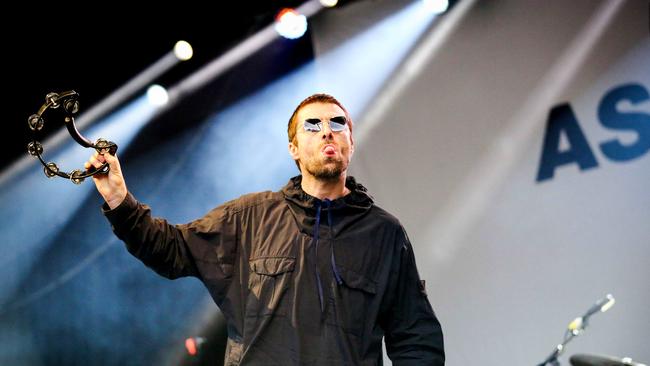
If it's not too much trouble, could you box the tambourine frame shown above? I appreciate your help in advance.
[26,90,118,184]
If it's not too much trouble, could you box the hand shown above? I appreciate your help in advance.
[84,151,127,209]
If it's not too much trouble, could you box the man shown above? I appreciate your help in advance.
[86,94,444,365]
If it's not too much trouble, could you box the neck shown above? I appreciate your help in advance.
[300,172,350,201]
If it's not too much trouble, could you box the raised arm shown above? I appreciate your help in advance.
[85,152,237,287]
[85,151,127,209]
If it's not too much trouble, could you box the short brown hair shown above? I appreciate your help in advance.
[287,93,353,144]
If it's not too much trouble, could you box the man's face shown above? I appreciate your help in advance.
[289,102,354,181]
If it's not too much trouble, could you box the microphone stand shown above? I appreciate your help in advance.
[536,331,577,366]
[536,294,614,366]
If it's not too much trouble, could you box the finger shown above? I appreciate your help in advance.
[103,153,121,171]
[88,155,103,169]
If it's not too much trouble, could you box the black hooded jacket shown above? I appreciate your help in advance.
[104,176,444,365]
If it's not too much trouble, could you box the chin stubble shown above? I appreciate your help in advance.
[305,156,345,180]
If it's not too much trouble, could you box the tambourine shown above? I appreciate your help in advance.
[26,90,118,184]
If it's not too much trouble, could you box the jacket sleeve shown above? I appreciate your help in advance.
[380,227,445,366]
[103,192,237,288]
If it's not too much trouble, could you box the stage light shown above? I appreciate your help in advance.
[185,337,206,356]
[275,8,308,39]
[422,0,449,14]
[320,0,338,7]
[174,40,193,61]
[146,84,169,106]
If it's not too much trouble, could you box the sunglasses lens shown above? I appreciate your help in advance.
[329,116,347,132]
[304,120,321,132]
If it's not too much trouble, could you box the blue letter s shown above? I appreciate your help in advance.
[599,83,650,161]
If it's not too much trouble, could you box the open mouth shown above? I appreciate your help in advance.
[322,144,336,155]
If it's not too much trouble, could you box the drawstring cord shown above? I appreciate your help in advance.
[313,199,344,314]
[313,200,325,313]
[325,200,343,285]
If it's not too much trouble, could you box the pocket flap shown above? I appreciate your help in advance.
[249,257,296,276]
[338,266,377,294]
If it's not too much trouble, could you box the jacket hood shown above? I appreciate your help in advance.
[281,175,374,235]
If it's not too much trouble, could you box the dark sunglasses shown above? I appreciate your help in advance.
[303,116,348,132]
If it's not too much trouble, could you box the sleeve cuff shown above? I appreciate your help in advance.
[102,192,138,223]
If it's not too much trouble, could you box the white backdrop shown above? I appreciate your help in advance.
[315,0,650,364]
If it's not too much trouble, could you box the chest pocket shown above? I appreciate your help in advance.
[247,256,296,316]
[335,264,378,337]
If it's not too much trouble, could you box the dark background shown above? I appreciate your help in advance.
[6,1,355,172]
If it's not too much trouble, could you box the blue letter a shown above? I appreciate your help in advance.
[536,104,598,182]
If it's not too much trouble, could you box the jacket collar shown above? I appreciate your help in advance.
[281,175,374,235]
[281,175,373,211]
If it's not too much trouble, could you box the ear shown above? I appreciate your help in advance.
[288,141,299,161]
[349,133,355,156]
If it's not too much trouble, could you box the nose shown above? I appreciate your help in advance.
[321,121,334,140]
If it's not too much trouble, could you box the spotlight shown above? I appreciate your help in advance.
[146,84,169,106]
[422,0,449,14]
[184,336,206,356]
[274,8,308,39]
[320,0,338,7]
[174,40,193,61]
